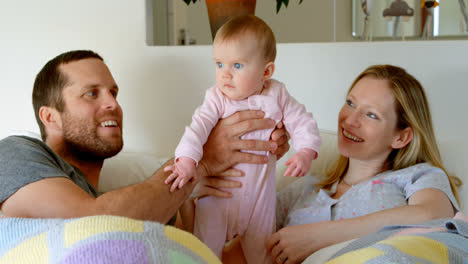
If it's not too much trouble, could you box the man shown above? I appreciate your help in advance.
[0,50,289,223]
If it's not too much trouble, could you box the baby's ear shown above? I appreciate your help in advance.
[263,62,275,81]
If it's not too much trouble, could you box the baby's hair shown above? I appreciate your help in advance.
[214,15,276,63]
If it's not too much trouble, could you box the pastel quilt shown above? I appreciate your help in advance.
[326,218,468,264]
[0,215,221,264]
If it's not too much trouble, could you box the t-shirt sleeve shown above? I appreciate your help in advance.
[0,136,75,203]
[403,163,459,211]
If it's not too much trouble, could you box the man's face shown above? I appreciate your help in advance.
[58,58,123,160]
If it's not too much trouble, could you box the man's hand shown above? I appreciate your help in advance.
[192,111,290,199]
[198,110,278,178]
[270,121,290,160]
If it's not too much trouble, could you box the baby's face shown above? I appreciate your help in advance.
[213,34,268,100]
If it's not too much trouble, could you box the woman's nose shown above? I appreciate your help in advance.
[345,109,362,127]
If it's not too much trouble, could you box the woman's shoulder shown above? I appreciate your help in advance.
[385,163,444,177]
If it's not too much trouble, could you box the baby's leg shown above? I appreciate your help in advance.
[194,196,228,258]
[240,186,276,264]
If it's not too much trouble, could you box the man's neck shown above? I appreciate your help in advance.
[46,139,103,189]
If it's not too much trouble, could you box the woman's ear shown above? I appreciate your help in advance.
[263,62,275,81]
[392,126,413,149]
[39,106,62,133]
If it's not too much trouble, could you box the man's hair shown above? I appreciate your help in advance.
[32,50,103,141]
[214,15,276,63]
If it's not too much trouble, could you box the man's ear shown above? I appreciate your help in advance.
[39,106,62,134]
[263,62,275,81]
[392,126,413,149]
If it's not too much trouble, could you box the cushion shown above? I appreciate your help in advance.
[99,130,338,192]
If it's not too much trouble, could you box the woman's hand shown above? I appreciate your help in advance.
[267,223,330,264]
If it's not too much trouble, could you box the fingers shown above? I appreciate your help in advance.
[291,167,303,177]
[230,118,276,138]
[170,178,182,192]
[270,122,286,141]
[232,152,269,165]
[284,165,295,177]
[266,233,279,252]
[164,172,178,184]
[203,177,242,189]
[221,110,265,126]
[216,168,244,177]
[231,139,277,153]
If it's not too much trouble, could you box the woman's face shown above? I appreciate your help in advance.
[337,77,402,162]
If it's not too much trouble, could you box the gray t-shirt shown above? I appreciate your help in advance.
[0,136,98,204]
[277,163,459,229]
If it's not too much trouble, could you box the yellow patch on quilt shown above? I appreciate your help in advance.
[164,226,221,264]
[379,235,449,264]
[325,247,384,264]
[64,215,144,247]
[0,233,49,264]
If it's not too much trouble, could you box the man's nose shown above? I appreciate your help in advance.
[102,91,119,110]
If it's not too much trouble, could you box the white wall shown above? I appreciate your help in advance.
[1,0,468,209]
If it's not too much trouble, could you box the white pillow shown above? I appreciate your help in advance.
[99,152,170,193]
[99,129,338,193]
[276,129,338,191]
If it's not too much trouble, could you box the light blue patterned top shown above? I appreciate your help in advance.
[277,163,459,229]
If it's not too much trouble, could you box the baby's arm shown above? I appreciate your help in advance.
[284,148,317,177]
[165,87,224,191]
[164,157,197,192]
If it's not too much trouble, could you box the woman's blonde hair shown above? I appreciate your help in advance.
[317,65,461,201]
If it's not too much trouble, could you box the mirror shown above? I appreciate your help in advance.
[352,0,468,40]
[147,0,468,46]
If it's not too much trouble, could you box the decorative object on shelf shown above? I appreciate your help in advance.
[459,0,468,32]
[360,0,373,40]
[421,0,439,40]
[383,0,414,40]
[182,0,304,39]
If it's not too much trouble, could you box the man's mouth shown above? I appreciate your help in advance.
[100,120,119,127]
[343,129,363,142]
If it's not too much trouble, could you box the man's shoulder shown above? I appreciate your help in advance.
[0,135,48,154]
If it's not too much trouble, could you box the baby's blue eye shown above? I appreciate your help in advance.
[367,112,378,119]
[234,63,243,69]
[217,62,223,68]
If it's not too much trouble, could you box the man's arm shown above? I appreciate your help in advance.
[1,159,193,223]
[2,110,284,221]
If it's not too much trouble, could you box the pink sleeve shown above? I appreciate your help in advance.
[279,84,322,153]
[175,87,224,164]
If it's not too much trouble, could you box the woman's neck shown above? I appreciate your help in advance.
[343,158,388,186]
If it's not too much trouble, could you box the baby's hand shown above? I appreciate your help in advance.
[284,149,317,177]
[164,157,197,192]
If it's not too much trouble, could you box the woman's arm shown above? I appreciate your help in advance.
[267,188,455,264]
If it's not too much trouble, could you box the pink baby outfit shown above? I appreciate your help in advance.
[175,79,321,263]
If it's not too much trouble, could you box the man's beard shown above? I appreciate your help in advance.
[61,112,123,162]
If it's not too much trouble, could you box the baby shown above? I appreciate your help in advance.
[164,15,321,263]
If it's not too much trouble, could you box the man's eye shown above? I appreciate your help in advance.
[345,99,354,107]
[234,63,243,69]
[86,91,96,97]
[217,62,223,68]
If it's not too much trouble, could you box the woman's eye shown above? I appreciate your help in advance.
[234,63,243,69]
[345,99,354,107]
[217,62,223,68]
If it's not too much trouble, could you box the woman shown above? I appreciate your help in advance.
[266,64,461,264]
